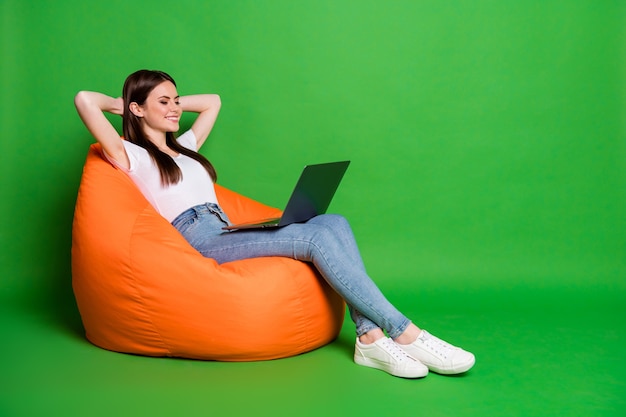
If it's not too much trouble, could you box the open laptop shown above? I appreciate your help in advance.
[222,160,350,231]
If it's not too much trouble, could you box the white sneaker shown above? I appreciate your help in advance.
[354,337,428,378]
[397,330,475,375]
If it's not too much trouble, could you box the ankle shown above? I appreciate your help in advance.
[358,328,385,345]
[393,323,422,345]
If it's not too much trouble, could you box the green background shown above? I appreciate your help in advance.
[1,0,624,416]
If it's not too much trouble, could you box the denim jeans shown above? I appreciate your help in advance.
[171,203,411,339]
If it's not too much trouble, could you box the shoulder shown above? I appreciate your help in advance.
[121,139,148,156]
[106,140,148,172]
[176,130,197,151]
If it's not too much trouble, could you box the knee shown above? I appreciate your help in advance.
[314,213,351,231]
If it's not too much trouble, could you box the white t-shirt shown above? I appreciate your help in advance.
[105,130,219,222]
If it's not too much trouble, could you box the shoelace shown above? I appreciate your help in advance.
[419,331,456,359]
[379,338,419,362]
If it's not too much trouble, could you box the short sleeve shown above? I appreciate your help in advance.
[103,143,139,173]
[176,130,197,151]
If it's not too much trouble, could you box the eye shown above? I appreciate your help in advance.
[160,101,168,105]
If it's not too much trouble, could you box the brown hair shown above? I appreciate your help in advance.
[122,69,217,186]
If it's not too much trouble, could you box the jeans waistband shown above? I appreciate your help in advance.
[171,202,230,229]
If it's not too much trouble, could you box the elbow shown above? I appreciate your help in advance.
[74,91,84,106]
[212,94,222,109]
[74,91,90,109]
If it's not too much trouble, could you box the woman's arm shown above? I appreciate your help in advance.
[74,91,130,169]
[180,94,221,149]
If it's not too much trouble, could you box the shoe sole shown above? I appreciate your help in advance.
[354,355,428,379]
[427,355,476,375]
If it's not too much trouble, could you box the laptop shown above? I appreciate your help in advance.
[222,160,350,231]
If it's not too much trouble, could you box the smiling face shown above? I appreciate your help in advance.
[130,80,181,141]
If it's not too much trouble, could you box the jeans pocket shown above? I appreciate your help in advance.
[173,213,198,235]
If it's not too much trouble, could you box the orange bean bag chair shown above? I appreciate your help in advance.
[71,144,345,361]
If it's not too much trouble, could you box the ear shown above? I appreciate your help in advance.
[129,102,143,117]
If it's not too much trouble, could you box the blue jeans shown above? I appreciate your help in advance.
[171,203,411,339]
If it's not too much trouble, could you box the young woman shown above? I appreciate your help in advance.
[75,69,475,379]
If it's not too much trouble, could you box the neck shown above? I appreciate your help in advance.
[145,130,168,149]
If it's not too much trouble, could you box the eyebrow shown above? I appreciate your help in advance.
[158,95,180,100]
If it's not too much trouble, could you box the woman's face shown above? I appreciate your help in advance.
[134,81,181,138]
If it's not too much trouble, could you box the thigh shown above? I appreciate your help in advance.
[197,222,320,263]
[189,213,361,264]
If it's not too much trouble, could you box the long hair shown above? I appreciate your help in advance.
[122,69,217,186]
